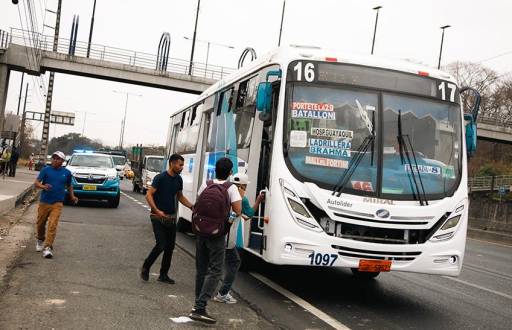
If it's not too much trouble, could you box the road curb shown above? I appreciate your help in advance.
[0,184,35,215]
[0,203,36,294]
[467,227,512,246]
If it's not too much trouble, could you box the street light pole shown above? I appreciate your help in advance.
[438,25,451,69]
[184,36,234,77]
[113,91,141,150]
[188,0,201,75]
[371,6,382,55]
[86,0,97,58]
[278,0,286,47]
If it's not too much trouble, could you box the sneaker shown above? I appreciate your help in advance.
[157,275,175,284]
[214,292,237,304]
[140,267,149,281]
[35,240,44,252]
[189,309,216,324]
[42,247,53,259]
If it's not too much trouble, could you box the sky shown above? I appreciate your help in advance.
[1,0,511,148]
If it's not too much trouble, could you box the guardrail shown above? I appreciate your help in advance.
[477,116,512,129]
[468,175,512,192]
[7,28,235,81]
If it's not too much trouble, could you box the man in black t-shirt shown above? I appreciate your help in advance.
[140,154,193,284]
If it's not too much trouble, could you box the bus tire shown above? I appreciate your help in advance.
[142,188,147,195]
[132,181,139,192]
[350,268,380,279]
[238,249,255,272]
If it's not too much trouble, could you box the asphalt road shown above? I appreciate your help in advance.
[1,180,511,330]
[120,182,512,330]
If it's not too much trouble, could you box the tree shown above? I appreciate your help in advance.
[48,133,105,155]
[446,61,499,117]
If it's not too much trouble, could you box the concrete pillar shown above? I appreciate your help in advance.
[0,64,11,134]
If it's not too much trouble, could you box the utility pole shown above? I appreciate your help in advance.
[188,0,201,75]
[16,73,24,116]
[371,6,382,55]
[18,83,29,153]
[278,0,286,47]
[86,0,97,58]
[39,0,62,162]
[438,25,451,69]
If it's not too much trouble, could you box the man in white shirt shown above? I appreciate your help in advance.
[189,157,241,324]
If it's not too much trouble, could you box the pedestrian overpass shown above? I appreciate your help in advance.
[0,28,233,94]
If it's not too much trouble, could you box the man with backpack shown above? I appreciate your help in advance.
[189,157,242,324]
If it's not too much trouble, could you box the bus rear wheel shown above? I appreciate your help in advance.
[350,268,380,279]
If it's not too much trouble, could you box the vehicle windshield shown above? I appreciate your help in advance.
[69,155,114,168]
[382,94,462,198]
[111,156,126,166]
[284,84,462,199]
[146,158,163,172]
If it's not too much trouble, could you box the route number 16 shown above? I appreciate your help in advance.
[293,62,316,82]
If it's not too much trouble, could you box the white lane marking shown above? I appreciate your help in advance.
[442,276,512,300]
[249,272,351,330]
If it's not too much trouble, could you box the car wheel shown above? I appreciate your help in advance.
[109,192,120,208]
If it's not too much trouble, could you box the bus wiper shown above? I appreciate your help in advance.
[332,100,375,197]
[332,134,374,197]
[396,110,429,206]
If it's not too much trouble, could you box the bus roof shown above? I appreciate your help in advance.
[173,46,457,117]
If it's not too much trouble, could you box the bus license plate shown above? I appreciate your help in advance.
[83,185,97,191]
[358,260,392,272]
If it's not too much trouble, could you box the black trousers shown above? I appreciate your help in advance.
[142,216,177,277]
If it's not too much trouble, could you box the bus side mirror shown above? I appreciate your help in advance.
[256,82,272,113]
[460,87,481,158]
[464,114,477,158]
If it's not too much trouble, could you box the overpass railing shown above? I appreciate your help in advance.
[0,29,9,50]
[8,28,235,81]
[468,175,512,192]
[477,115,512,128]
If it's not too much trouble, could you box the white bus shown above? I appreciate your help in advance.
[165,46,480,278]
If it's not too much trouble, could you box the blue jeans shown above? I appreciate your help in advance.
[194,235,226,310]
[218,248,241,296]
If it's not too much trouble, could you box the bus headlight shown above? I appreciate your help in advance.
[287,198,311,218]
[430,214,462,242]
[440,215,461,230]
[280,178,322,232]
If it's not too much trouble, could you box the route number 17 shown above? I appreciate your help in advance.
[308,252,338,266]
[438,81,456,102]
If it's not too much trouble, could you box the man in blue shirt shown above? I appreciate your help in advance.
[34,151,78,258]
[141,153,193,284]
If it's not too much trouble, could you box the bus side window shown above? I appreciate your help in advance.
[175,110,190,154]
[234,76,258,149]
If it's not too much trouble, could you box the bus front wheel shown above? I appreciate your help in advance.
[350,268,380,279]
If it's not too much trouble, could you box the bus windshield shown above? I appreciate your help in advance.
[284,83,462,200]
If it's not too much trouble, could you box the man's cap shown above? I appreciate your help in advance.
[231,172,250,185]
[52,151,66,160]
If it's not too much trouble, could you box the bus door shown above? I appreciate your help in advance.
[249,80,280,253]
